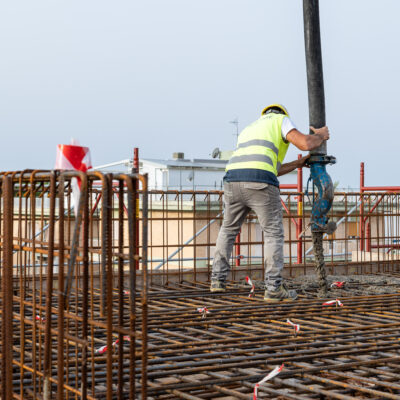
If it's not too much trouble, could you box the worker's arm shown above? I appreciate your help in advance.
[277,155,310,177]
[286,126,329,151]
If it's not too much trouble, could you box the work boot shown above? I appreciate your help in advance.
[264,283,298,302]
[210,280,226,292]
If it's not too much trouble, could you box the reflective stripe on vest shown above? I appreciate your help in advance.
[228,153,274,166]
[226,113,290,176]
[236,139,279,155]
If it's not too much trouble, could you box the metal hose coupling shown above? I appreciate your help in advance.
[308,155,337,234]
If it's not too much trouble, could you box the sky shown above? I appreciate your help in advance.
[1,0,399,188]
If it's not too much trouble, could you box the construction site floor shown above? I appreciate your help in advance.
[145,274,400,399]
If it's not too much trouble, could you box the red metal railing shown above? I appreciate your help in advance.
[360,161,400,251]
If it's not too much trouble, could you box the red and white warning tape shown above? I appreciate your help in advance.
[246,276,255,298]
[330,281,345,288]
[94,344,108,355]
[95,336,132,355]
[253,364,284,400]
[197,307,210,318]
[322,299,343,307]
[286,319,300,333]
[35,315,45,323]
[95,340,119,355]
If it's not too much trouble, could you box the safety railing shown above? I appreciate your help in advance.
[0,170,148,400]
[146,189,400,285]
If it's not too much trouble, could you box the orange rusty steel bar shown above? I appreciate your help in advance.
[360,162,365,251]
[105,173,113,400]
[366,221,371,252]
[81,172,89,399]
[297,154,303,264]
[43,172,56,398]
[57,173,66,400]
[138,172,149,400]
[2,176,14,400]
[235,230,241,267]
[134,148,140,271]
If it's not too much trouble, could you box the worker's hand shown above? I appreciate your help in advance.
[310,126,329,141]
[298,154,311,168]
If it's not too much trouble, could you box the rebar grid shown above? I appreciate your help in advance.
[143,282,400,399]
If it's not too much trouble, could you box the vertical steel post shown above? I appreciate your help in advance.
[57,176,66,400]
[140,174,149,400]
[235,231,241,267]
[105,174,113,400]
[366,221,371,252]
[117,179,124,399]
[81,176,89,400]
[133,148,140,270]
[360,162,365,251]
[2,176,13,400]
[128,176,137,399]
[44,173,56,399]
[297,155,303,264]
[100,174,109,316]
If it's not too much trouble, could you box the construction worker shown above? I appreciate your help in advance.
[210,104,329,301]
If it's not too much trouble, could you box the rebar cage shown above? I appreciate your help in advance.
[0,171,148,399]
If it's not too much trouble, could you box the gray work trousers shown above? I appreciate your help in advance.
[211,181,284,291]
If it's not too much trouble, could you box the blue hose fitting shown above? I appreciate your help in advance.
[308,155,336,233]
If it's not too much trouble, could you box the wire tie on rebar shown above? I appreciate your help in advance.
[245,276,255,298]
[322,298,343,307]
[197,307,210,318]
[253,364,284,400]
[330,281,345,288]
[286,319,300,336]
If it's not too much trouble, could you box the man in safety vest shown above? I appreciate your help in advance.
[210,104,330,301]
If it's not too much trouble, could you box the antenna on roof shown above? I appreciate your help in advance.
[229,118,239,147]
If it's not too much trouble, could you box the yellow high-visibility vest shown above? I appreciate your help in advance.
[226,113,289,176]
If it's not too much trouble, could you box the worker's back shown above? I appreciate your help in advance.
[225,113,289,185]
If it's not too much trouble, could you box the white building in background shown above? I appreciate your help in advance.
[94,151,298,191]
[141,153,227,191]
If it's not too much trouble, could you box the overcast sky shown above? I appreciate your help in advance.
[1,1,399,188]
